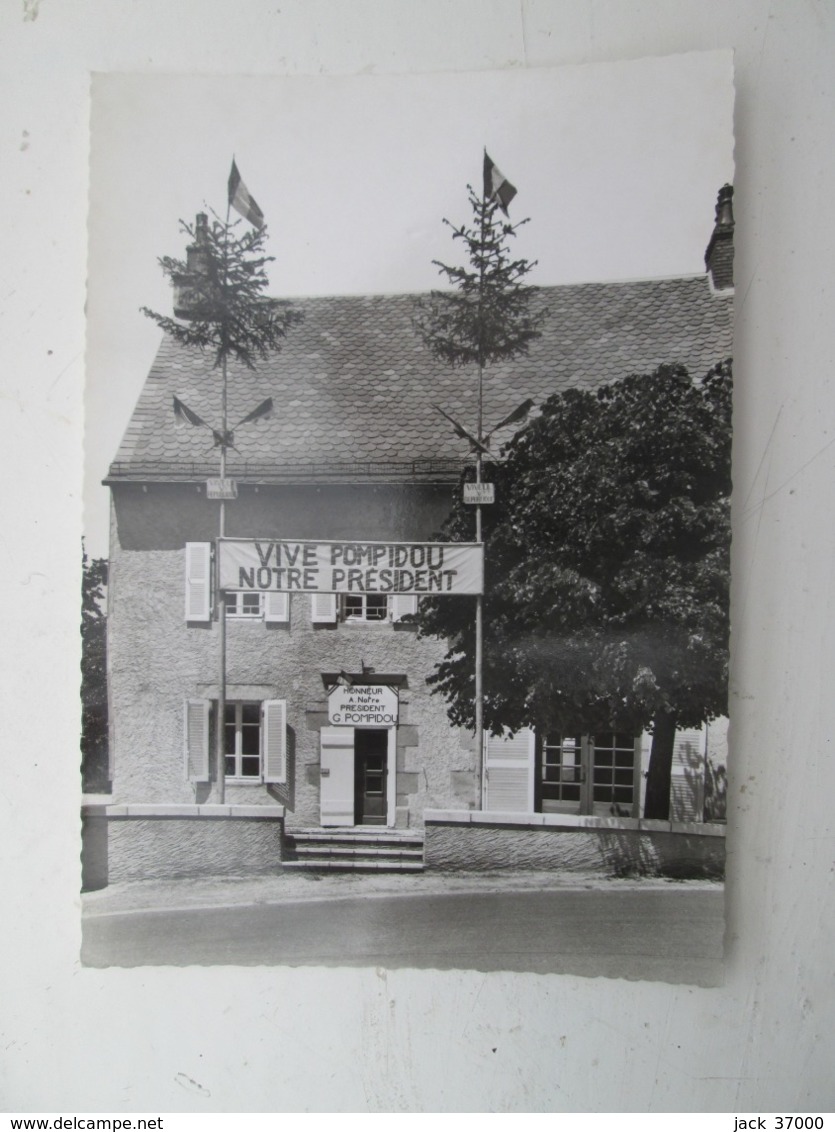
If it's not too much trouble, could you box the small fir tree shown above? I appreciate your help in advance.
[141,211,303,372]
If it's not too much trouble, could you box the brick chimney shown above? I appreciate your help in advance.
[704,184,735,291]
[173,212,212,320]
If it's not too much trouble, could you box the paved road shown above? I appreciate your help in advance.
[82,886,724,984]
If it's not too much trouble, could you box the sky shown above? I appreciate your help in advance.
[85,52,735,557]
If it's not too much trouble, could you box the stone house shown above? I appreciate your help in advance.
[84,189,734,883]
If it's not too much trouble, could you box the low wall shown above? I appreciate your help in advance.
[424,811,726,879]
[81,804,285,888]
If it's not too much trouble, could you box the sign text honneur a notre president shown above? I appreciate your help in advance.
[218,539,483,596]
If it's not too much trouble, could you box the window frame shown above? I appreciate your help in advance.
[340,593,390,623]
[223,700,263,782]
[225,591,264,619]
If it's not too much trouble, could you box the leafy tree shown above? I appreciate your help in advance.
[416,359,732,820]
[81,545,109,793]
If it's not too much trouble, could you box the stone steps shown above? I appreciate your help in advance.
[283,828,425,872]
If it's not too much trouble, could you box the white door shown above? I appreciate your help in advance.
[320,726,355,826]
[483,728,535,813]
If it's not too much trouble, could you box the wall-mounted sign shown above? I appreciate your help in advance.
[218,539,483,595]
[463,483,495,505]
[206,478,238,500]
[328,684,399,726]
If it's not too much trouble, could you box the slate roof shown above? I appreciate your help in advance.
[108,276,732,484]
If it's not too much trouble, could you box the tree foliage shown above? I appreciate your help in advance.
[413,186,545,370]
[81,545,109,792]
[416,360,732,817]
[141,214,303,369]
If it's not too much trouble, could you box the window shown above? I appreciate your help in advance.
[224,702,262,779]
[591,731,637,811]
[541,733,583,803]
[342,594,389,622]
[226,592,263,618]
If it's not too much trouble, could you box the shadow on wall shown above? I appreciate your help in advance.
[675,734,706,823]
[268,726,295,812]
[598,829,725,880]
[703,759,727,823]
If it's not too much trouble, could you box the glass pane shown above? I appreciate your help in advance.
[615,748,635,767]
[614,786,633,803]
[224,704,235,724]
[241,725,260,756]
[593,784,613,802]
[344,595,363,617]
[594,748,614,766]
[225,595,238,616]
[241,756,260,777]
[367,595,388,620]
[224,724,236,755]
[242,703,260,724]
[593,767,613,784]
[615,767,634,785]
[224,756,235,776]
[242,593,260,614]
[562,784,581,801]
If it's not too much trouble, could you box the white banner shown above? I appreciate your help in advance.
[217,538,483,595]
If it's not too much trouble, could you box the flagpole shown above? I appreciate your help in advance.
[214,193,232,805]
[474,156,488,810]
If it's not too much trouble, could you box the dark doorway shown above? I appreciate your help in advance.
[354,729,388,825]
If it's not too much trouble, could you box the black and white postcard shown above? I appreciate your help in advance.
[82,55,735,985]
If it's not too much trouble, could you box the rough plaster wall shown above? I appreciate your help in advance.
[425,824,725,878]
[106,818,284,882]
[109,515,473,823]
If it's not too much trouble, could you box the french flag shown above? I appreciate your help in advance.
[483,151,517,215]
[228,160,265,229]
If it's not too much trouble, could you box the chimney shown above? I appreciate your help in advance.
[173,213,212,320]
[704,184,735,291]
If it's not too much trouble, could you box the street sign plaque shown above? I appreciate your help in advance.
[463,483,495,505]
[206,478,238,500]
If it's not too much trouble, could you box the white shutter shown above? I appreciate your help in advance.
[484,728,535,813]
[184,699,211,782]
[320,726,355,826]
[185,542,212,622]
[264,591,289,623]
[262,699,287,784]
[390,594,418,621]
[311,593,337,624]
[670,727,706,822]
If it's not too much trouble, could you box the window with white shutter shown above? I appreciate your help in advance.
[262,699,287,784]
[184,698,211,782]
[185,542,212,622]
[311,593,337,624]
[264,591,290,624]
[390,594,418,622]
[484,728,535,813]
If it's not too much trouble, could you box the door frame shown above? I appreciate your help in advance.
[319,724,397,828]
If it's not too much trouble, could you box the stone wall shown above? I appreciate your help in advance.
[82,804,286,886]
[424,812,726,879]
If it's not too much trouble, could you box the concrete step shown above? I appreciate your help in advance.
[287,829,424,845]
[282,858,425,872]
[293,845,424,858]
[283,827,425,872]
